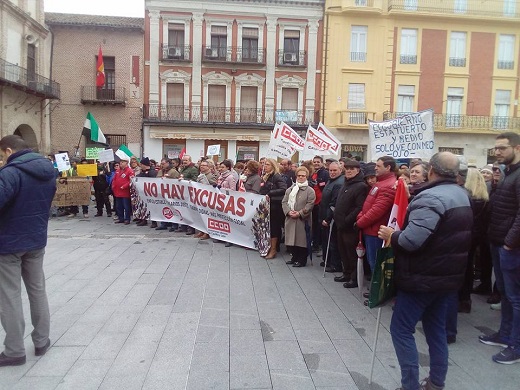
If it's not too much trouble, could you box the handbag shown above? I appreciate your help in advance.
[367,246,396,309]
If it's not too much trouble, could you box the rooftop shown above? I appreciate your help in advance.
[45,13,144,30]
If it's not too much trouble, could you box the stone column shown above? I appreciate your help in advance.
[191,12,204,120]
[265,17,277,122]
[305,19,319,124]
[148,10,160,105]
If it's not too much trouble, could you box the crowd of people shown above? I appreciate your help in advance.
[2,132,520,390]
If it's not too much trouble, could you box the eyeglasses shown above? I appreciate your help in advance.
[296,174,307,177]
[494,145,513,151]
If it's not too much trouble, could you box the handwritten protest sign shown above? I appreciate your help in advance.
[52,177,91,207]
[76,164,98,177]
[98,149,114,163]
[369,109,434,160]
[207,144,221,156]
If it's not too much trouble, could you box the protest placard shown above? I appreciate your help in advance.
[76,164,98,177]
[303,123,341,156]
[55,152,71,172]
[368,109,434,160]
[207,144,221,156]
[85,147,105,160]
[52,177,91,207]
[98,149,114,163]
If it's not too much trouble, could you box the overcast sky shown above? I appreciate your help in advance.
[44,0,145,17]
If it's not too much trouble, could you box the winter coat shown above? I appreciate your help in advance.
[112,166,134,198]
[93,166,109,190]
[197,171,217,186]
[137,169,157,178]
[244,173,261,194]
[333,172,368,232]
[180,164,199,181]
[217,170,237,190]
[319,175,345,224]
[0,149,57,254]
[390,179,473,292]
[488,161,520,248]
[356,171,397,236]
[282,184,316,248]
[259,173,287,201]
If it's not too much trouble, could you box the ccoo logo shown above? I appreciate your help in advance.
[208,218,230,233]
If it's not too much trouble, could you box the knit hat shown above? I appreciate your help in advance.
[480,164,493,174]
[140,157,151,167]
[363,162,376,178]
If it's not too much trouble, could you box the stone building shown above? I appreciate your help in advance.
[0,0,60,153]
[45,13,144,157]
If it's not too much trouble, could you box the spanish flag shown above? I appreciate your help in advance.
[96,46,105,88]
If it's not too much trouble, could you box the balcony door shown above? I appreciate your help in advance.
[166,83,184,120]
[208,85,226,122]
[97,56,115,100]
[280,88,298,123]
[240,86,258,123]
[446,87,464,127]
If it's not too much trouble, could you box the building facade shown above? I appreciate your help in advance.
[143,0,324,162]
[323,0,520,166]
[0,0,60,153]
[45,13,144,156]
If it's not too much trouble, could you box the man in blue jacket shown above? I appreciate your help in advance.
[378,152,473,390]
[0,135,57,367]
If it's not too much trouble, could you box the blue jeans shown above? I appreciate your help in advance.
[364,234,383,273]
[116,197,131,222]
[391,290,453,390]
[491,244,520,348]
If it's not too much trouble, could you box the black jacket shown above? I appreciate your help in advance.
[319,175,345,224]
[391,179,473,293]
[488,161,520,247]
[334,172,368,232]
[259,173,287,201]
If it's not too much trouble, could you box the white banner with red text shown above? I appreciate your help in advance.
[131,177,271,254]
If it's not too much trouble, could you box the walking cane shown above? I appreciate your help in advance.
[322,219,334,278]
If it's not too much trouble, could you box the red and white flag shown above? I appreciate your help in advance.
[387,179,408,232]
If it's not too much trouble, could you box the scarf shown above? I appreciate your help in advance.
[287,181,308,211]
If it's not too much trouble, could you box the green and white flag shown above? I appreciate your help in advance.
[83,112,106,144]
[115,144,134,161]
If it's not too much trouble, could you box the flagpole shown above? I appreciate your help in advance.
[368,307,382,384]
[74,132,84,157]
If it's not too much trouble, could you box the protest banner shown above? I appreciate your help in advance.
[273,121,305,151]
[369,109,434,160]
[207,144,221,156]
[52,177,91,207]
[98,149,114,163]
[132,177,271,254]
[55,152,71,172]
[76,164,98,177]
[267,128,297,159]
[303,123,341,156]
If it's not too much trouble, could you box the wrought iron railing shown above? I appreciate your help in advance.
[277,50,307,67]
[81,86,126,104]
[143,104,318,125]
[162,44,191,61]
[498,60,515,70]
[336,110,378,126]
[201,46,266,64]
[350,52,367,62]
[400,55,417,64]
[388,0,520,18]
[0,58,60,99]
[383,112,520,131]
[449,57,466,67]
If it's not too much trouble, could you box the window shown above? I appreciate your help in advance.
[348,83,366,124]
[446,87,464,127]
[355,0,367,5]
[397,85,415,114]
[240,86,258,122]
[493,90,511,129]
[97,56,115,100]
[105,134,127,150]
[27,44,36,81]
[166,83,184,120]
[449,32,466,67]
[400,29,417,64]
[498,34,515,69]
[210,26,227,60]
[350,26,367,62]
[404,0,418,11]
[504,0,516,16]
[208,84,226,122]
[167,24,185,59]
[279,88,298,123]
[454,0,467,13]
[242,28,258,63]
[282,30,300,64]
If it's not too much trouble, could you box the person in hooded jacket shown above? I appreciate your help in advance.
[0,135,57,366]
[333,160,368,288]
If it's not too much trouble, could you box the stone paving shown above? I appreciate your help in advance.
[1,215,519,389]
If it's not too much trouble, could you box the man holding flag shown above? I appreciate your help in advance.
[378,152,473,390]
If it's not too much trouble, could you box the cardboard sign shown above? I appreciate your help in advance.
[52,177,91,207]
[98,149,114,163]
[76,164,98,177]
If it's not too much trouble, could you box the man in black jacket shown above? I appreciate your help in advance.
[378,152,472,390]
[319,161,344,273]
[93,162,112,217]
[479,132,520,365]
[333,160,368,287]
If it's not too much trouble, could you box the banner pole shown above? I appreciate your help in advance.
[368,307,382,385]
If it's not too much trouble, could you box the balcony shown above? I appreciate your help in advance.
[81,86,126,106]
[161,44,191,61]
[400,55,417,64]
[202,47,266,65]
[449,57,466,67]
[498,60,515,70]
[383,112,520,132]
[0,58,60,99]
[388,0,520,19]
[277,50,307,67]
[336,110,378,126]
[143,104,317,126]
